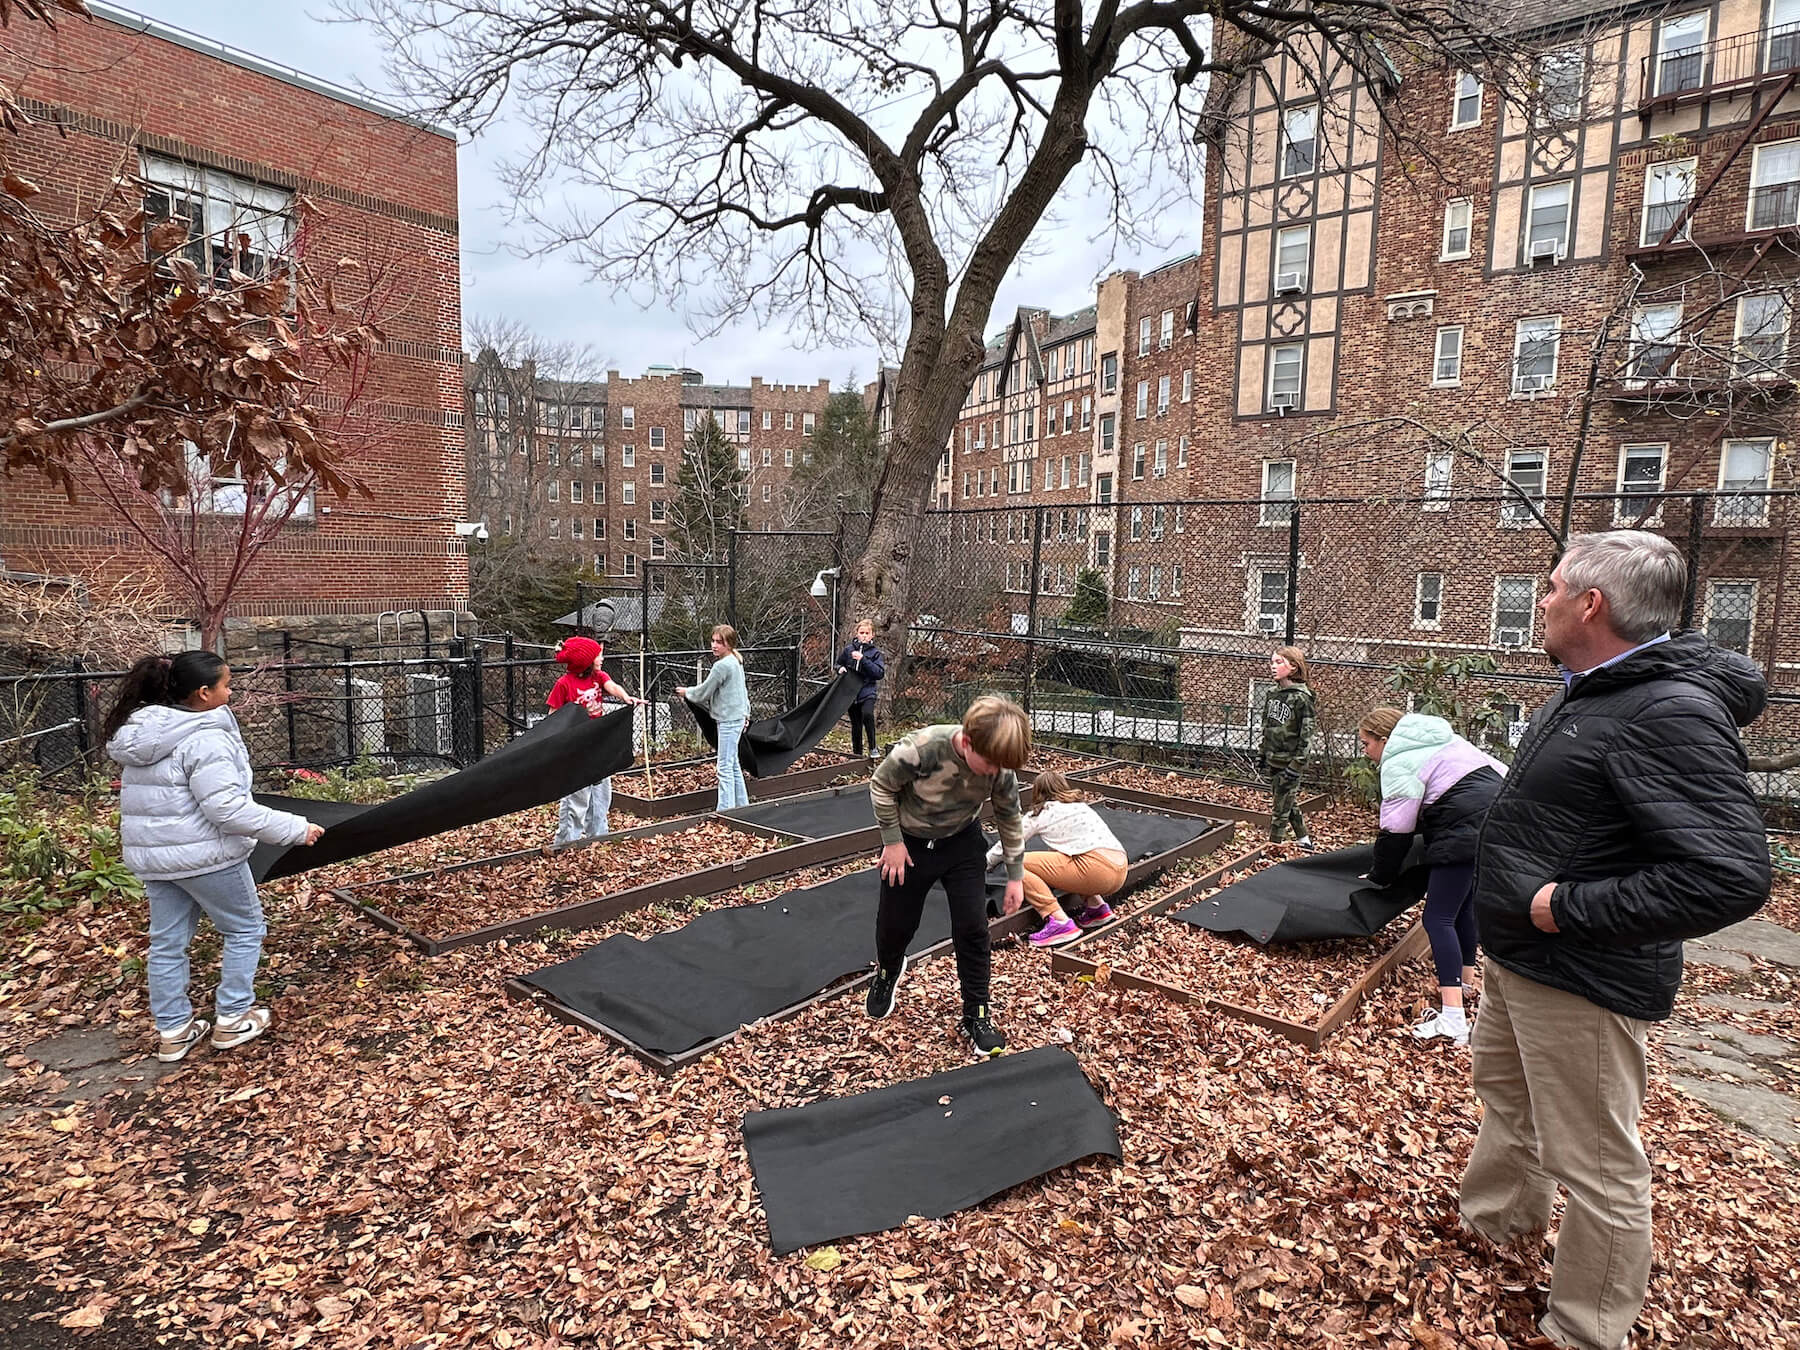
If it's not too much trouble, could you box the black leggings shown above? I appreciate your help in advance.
[1424,861,1479,988]
[849,701,877,755]
[875,822,990,1011]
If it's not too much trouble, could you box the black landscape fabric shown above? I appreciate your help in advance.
[689,672,860,777]
[1169,843,1427,944]
[248,704,635,881]
[520,803,1212,1056]
[519,867,942,1055]
[742,1046,1121,1254]
[723,785,876,841]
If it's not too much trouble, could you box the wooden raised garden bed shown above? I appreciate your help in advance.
[1048,852,1427,1048]
[1068,761,1328,829]
[504,806,1236,1075]
[330,811,872,955]
[608,749,869,820]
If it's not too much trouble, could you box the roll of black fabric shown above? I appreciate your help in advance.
[249,703,634,881]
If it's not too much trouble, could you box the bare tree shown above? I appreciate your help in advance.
[346,0,1532,653]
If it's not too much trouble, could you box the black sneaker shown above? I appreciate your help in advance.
[959,1005,1007,1058]
[865,956,905,1019]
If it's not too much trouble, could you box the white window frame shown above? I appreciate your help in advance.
[1626,303,1683,384]
[1415,571,1444,629]
[1281,105,1318,179]
[1641,159,1696,245]
[622,443,636,468]
[1181,369,1193,402]
[139,153,293,284]
[1501,448,1547,528]
[1423,451,1454,509]
[1734,292,1790,376]
[761,410,772,429]
[1275,225,1311,291]
[1433,325,1464,387]
[1653,13,1708,98]
[1260,458,1297,526]
[1156,375,1171,414]
[1160,309,1175,349]
[1138,316,1153,356]
[547,480,559,503]
[621,406,635,429]
[1135,381,1149,419]
[1536,46,1585,125]
[1512,316,1561,395]
[621,481,636,505]
[803,412,816,435]
[1441,199,1473,260]
[1267,343,1303,411]
[1451,70,1483,129]
[1250,567,1289,636]
[1615,443,1667,526]
[1491,575,1537,648]
[1525,181,1572,264]
[1717,439,1774,525]
[1748,140,1800,231]
[1704,579,1758,655]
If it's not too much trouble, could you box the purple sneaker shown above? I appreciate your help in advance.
[1028,915,1082,947]
[1070,901,1113,929]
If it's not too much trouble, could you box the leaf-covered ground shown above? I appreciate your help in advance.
[1087,766,1287,813]
[3,801,1798,1348]
[615,752,867,801]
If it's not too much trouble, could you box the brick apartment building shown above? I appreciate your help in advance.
[464,356,831,582]
[0,3,466,652]
[920,0,1800,741]
[1175,0,1800,722]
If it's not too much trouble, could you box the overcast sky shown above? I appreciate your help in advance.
[113,1,1201,388]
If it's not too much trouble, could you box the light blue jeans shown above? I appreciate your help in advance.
[555,776,613,845]
[145,860,266,1032]
[716,720,749,810]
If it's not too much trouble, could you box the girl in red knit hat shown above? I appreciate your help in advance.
[548,636,644,844]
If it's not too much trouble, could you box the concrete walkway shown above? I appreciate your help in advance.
[1672,918,1800,1163]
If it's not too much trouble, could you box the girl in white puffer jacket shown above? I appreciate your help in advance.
[105,652,323,1063]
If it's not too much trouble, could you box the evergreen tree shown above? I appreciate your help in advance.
[787,379,880,527]
[668,413,745,561]
[1064,567,1110,628]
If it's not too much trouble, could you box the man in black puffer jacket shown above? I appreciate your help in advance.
[1460,530,1770,1350]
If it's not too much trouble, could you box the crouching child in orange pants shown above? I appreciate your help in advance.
[987,770,1128,948]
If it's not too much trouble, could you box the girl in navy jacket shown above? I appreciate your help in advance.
[836,619,886,757]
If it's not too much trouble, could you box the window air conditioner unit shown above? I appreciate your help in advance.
[1528,237,1563,264]
[1515,374,1551,395]
[1268,392,1299,413]
[1256,615,1283,634]
[1276,270,1306,294]
[1496,626,1529,649]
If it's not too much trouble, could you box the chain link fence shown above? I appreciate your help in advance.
[7,491,1797,814]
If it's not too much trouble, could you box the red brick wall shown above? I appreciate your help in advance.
[0,12,467,624]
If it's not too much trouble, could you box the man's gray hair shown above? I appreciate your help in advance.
[1560,530,1685,643]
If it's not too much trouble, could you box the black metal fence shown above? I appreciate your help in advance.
[8,490,1798,812]
[0,638,803,788]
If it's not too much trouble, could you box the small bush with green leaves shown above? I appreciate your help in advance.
[0,770,144,920]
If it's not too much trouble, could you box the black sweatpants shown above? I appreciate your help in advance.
[848,701,877,755]
[874,821,990,1012]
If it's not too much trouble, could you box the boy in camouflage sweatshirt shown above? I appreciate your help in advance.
[1257,646,1318,845]
[866,695,1030,1058]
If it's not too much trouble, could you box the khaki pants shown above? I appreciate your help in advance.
[1019,850,1128,918]
[1460,960,1651,1350]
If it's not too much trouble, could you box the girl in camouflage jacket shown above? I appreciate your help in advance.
[1257,646,1317,845]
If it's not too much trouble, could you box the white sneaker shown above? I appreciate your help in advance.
[1411,1010,1469,1046]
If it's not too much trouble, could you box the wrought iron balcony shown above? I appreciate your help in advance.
[1639,25,1800,110]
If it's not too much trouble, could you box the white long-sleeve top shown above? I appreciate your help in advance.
[985,799,1126,867]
